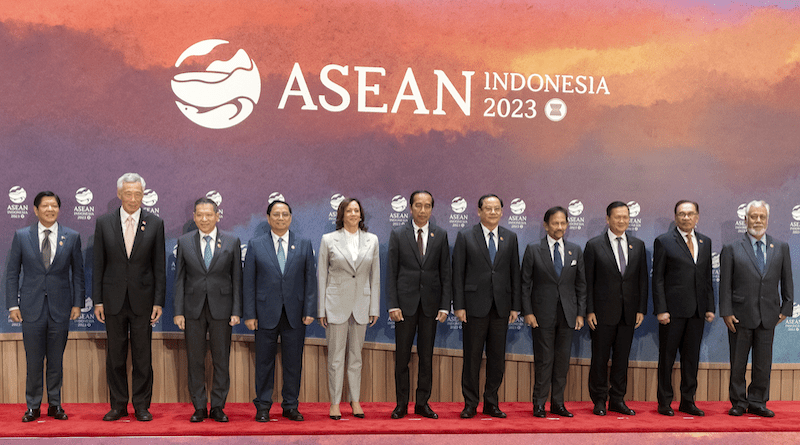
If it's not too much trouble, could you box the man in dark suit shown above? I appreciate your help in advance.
[652,200,714,417]
[720,200,793,417]
[93,173,166,422]
[521,206,586,418]
[243,200,316,422]
[452,194,521,419]
[173,197,242,422]
[5,191,84,422]
[584,201,647,416]
[387,190,451,420]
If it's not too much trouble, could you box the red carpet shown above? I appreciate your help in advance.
[2,402,799,437]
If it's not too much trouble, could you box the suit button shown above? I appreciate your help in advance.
[352,275,356,278]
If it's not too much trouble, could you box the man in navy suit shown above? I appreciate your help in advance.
[174,197,242,422]
[521,206,586,418]
[387,190,451,419]
[585,201,648,416]
[452,194,521,419]
[720,200,793,417]
[243,200,317,422]
[652,200,714,417]
[5,191,84,422]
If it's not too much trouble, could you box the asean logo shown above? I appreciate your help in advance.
[171,39,261,129]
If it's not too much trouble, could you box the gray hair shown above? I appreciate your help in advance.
[745,200,770,218]
[116,173,146,190]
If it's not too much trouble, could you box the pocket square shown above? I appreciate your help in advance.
[570,260,577,266]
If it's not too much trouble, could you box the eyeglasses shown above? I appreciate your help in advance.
[677,212,698,218]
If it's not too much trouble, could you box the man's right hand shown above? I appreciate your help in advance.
[94,306,105,324]
[9,309,22,323]
[586,313,597,330]
[245,319,257,331]
[723,314,738,333]
[174,315,185,330]
[524,314,538,328]
[455,309,467,323]
[657,312,670,325]
[389,309,404,322]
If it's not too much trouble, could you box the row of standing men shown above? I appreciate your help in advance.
[5,173,793,424]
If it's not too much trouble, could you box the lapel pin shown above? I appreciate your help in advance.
[141,226,145,231]
[629,245,633,249]
[291,245,295,250]
[430,233,435,237]
[568,250,572,255]
[500,236,504,241]
[59,241,64,246]
[698,239,703,243]
[770,244,774,248]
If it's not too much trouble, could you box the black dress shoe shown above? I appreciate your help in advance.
[460,406,477,419]
[657,405,674,416]
[190,408,208,422]
[592,402,606,416]
[550,404,573,417]
[482,404,507,418]
[283,408,304,421]
[533,404,547,418]
[47,405,68,420]
[391,405,408,419]
[255,409,270,422]
[414,404,438,419]
[728,406,745,416]
[678,402,704,416]
[135,409,153,421]
[747,406,775,417]
[22,408,40,422]
[210,407,228,422]
[608,401,635,416]
[103,408,128,421]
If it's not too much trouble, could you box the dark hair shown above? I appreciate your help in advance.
[34,191,60,208]
[478,194,503,209]
[193,197,218,213]
[267,200,292,215]
[674,200,699,215]
[410,190,434,208]
[335,198,367,231]
[543,206,568,223]
[606,201,629,217]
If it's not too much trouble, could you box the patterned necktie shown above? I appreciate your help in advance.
[42,229,51,270]
[277,238,286,273]
[203,235,213,269]
[616,237,627,275]
[686,233,694,261]
[417,228,424,258]
[553,241,563,277]
[756,240,765,274]
[488,232,497,263]
[124,216,135,258]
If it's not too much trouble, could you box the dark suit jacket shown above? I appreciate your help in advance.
[521,238,587,329]
[387,221,452,317]
[243,230,317,330]
[719,234,794,329]
[92,209,166,316]
[585,232,648,326]
[5,224,85,323]
[452,224,521,318]
[652,227,714,318]
[173,230,242,320]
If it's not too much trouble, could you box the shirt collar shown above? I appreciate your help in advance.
[38,221,58,235]
[677,227,695,239]
[747,232,766,247]
[607,229,626,244]
[200,227,218,241]
[547,234,562,248]
[480,224,498,238]
[412,221,429,233]
[120,207,142,223]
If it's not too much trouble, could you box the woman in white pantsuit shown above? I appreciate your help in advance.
[318,198,380,420]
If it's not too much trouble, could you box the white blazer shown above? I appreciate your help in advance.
[317,229,380,325]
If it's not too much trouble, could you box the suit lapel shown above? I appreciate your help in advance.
[282,231,297,274]
[624,238,637,278]
[538,238,558,281]
[113,208,128,258]
[129,212,149,258]
[191,231,206,271]
[405,222,424,266]
[600,234,621,276]
[51,225,66,268]
[672,228,693,261]
[208,232,226,271]
[334,230,356,272]
[27,224,46,272]
[561,241,575,283]
[263,233,282,275]
[354,231,368,271]
[740,234,762,276]
[473,224,492,267]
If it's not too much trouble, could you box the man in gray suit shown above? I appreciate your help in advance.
[720,200,794,417]
[173,197,242,423]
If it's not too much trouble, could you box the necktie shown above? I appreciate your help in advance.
[203,235,213,269]
[756,240,765,274]
[417,228,424,258]
[277,238,286,273]
[553,241,563,277]
[488,232,497,263]
[686,233,694,262]
[616,237,627,275]
[124,216,135,258]
[41,229,51,270]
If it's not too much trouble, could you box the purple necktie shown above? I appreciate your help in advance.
[616,237,626,275]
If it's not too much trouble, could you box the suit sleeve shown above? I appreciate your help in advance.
[438,231,452,312]
[584,241,596,315]
[317,235,329,319]
[92,218,106,307]
[152,218,166,307]
[369,236,380,317]
[704,237,714,313]
[303,241,317,319]
[386,229,400,311]
[718,244,734,317]
[651,237,667,315]
[780,242,794,318]
[637,242,649,314]
[451,231,466,312]
[242,239,257,321]
[520,244,535,316]
[173,238,186,317]
[575,246,587,317]
[231,237,243,318]
[510,233,522,312]
[5,231,23,309]
[70,233,86,308]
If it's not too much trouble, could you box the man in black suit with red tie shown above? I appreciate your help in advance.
[452,194,521,419]
[652,200,714,417]
[585,201,648,416]
[93,173,166,422]
[387,191,451,419]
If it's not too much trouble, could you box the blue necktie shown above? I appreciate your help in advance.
[553,241,563,277]
[488,232,497,263]
[755,240,765,274]
[616,237,627,275]
[203,235,212,269]
[277,238,286,273]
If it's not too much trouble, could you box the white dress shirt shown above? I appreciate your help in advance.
[607,229,628,271]
[200,227,218,256]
